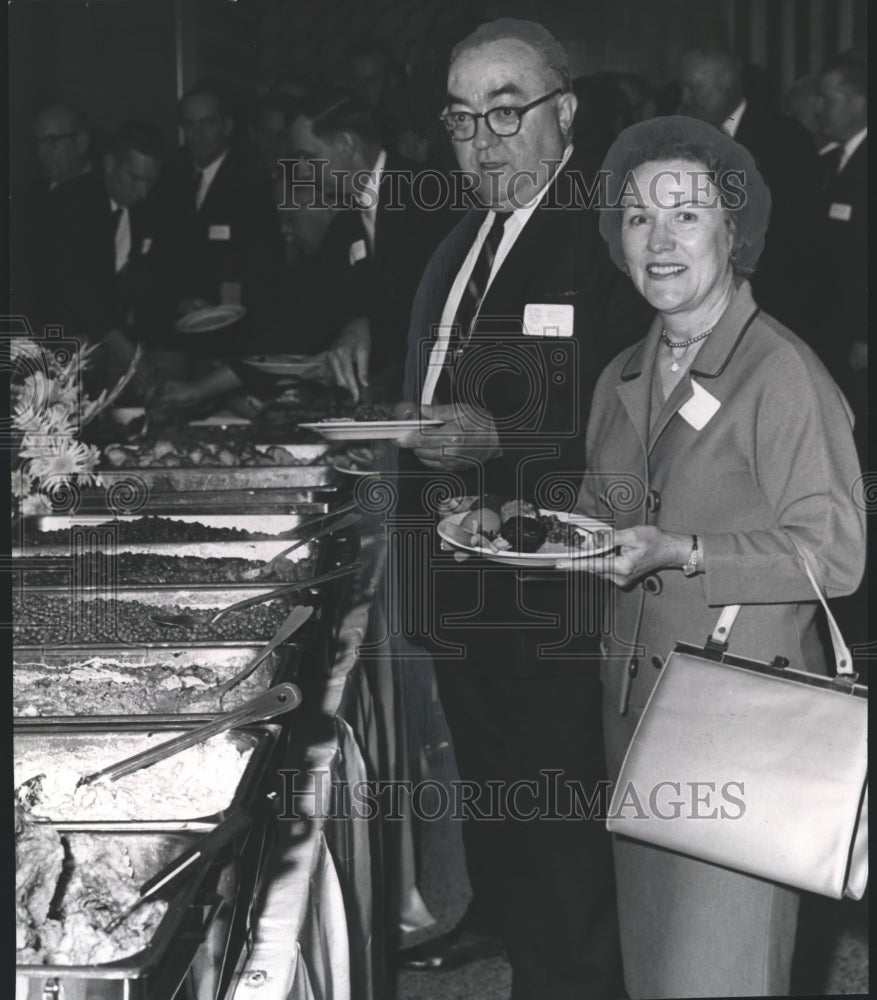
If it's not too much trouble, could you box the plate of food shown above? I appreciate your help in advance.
[436,495,615,567]
[241,354,328,378]
[300,418,444,442]
[174,304,246,334]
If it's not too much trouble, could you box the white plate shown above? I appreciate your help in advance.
[299,419,444,442]
[175,304,247,334]
[331,454,379,476]
[437,505,614,567]
[241,355,327,378]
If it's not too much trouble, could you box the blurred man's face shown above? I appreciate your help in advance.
[445,38,575,211]
[678,57,733,126]
[288,115,355,199]
[253,109,290,175]
[33,108,90,184]
[180,93,233,167]
[818,70,866,143]
[105,150,162,207]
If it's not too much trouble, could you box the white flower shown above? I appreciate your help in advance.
[20,435,101,483]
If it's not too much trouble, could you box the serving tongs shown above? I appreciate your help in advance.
[76,682,301,789]
[149,560,363,628]
[216,604,313,705]
[104,810,252,932]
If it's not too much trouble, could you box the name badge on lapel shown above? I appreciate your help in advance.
[522,303,574,338]
[828,202,853,222]
[349,238,368,265]
[140,237,152,254]
[208,224,231,241]
[679,380,721,430]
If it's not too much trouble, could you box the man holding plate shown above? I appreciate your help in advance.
[391,19,648,997]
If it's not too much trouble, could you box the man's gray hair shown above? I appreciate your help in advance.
[450,18,571,92]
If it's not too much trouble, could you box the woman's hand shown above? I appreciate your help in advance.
[558,525,694,587]
[395,403,501,471]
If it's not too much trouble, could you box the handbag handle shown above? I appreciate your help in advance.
[708,541,854,675]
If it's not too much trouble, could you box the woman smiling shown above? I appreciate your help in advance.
[572,116,865,997]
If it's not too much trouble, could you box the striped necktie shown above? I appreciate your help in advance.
[451,211,508,350]
[433,212,508,403]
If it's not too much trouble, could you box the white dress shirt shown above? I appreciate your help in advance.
[837,127,867,173]
[421,146,573,405]
[354,148,387,255]
[110,198,131,273]
[720,99,747,138]
[195,149,228,210]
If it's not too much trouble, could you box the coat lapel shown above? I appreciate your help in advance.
[615,281,761,454]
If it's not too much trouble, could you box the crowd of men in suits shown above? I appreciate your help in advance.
[16,45,866,433]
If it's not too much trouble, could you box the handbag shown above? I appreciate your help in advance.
[606,545,868,900]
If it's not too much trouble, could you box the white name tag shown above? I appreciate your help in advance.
[679,380,721,430]
[828,202,852,222]
[208,224,231,241]
[140,237,152,254]
[349,238,368,265]
[522,303,574,338]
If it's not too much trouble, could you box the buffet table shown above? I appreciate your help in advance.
[230,537,387,1000]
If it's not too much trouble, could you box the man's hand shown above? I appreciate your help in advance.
[327,318,371,402]
[396,402,502,471]
[557,525,693,587]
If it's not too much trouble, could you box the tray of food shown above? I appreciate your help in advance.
[101,439,330,469]
[13,513,322,558]
[12,585,316,646]
[16,820,225,986]
[436,495,615,568]
[13,644,299,721]
[13,725,278,830]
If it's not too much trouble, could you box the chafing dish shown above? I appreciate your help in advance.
[13,724,280,832]
[13,643,300,724]
[16,829,234,1000]
[100,465,337,492]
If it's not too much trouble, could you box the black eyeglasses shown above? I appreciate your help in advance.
[440,89,563,141]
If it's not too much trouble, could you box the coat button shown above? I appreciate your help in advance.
[628,658,639,677]
[651,655,664,670]
[646,489,661,513]
[642,573,663,594]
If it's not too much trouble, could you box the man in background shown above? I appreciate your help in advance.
[677,46,822,339]
[45,120,166,396]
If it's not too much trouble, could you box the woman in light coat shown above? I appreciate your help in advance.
[572,116,865,998]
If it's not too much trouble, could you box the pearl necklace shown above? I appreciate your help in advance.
[661,326,715,372]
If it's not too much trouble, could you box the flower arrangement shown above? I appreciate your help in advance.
[10,337,143,516]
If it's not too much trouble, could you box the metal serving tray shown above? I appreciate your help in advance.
[107,465,337,491]
[13,724,279,832]
[12,643,299,723]
[15,828,228,998]
[73,486,336,513]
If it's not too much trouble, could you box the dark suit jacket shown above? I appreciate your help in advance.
[316,152,455,383]
[43,170,161,338]
[818,139,867,408]
[395,152,652,674]
[152,146,285,354]
[734,102,822,337]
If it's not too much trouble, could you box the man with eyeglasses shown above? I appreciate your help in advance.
[392,18,648,998]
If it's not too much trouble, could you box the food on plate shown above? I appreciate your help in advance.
[16,803,168,965]
[13,654,280,717]
[500,516,548,553]
[14,732,253,822]
[442,494,613,556]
